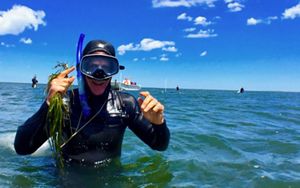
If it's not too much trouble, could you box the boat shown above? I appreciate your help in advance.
[119,82,141,91]
[111,78,141,91]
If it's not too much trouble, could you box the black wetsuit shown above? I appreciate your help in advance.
[14,88,170,164]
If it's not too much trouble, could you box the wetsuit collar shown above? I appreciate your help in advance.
[86,84,111,113]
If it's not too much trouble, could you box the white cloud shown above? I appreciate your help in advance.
[227,2,244,12]
[177,13,193,21]
[160,54,169,61]
[133,58,138,61]
[184,27,196,32]
[160,57,169,61]
[185,29,218,38]
[20,37,32,44]
[200,51,207,56]
[117,38,176,55]
[224,0,244,12]
[246,17,262,25]
[163,46,178,52]
[117,43,135,55]
[140,38,174,51]
[266,16,278,24]
[0,42,15,47]
[194,16,212,26]
[0,5,46,35]
[152,0,217,8]
[282,3,300,19]
[247,16,278,26]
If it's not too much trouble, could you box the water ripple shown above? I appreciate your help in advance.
[1,84,300,187]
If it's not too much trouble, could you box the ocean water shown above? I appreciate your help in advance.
[0,82,299,187]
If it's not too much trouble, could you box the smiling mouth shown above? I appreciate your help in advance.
[92,80,106,85]
[89,77,110,85]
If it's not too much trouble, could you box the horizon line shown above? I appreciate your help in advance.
[0,81,299,93]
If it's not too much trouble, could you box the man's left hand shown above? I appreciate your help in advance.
[138,91,165,125]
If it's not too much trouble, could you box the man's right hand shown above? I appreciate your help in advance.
[46,66,76,105]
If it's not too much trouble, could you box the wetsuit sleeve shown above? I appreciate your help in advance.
[123,93,170,151]
[14,101,50,155]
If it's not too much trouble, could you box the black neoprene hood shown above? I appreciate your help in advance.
[83,40,116,57]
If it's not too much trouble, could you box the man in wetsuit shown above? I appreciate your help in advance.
[14,40,170,164]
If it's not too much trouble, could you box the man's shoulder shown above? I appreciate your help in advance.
[118,91,135,99]
[114,91,137,107]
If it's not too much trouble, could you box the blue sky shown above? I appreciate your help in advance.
[0,0,300,91]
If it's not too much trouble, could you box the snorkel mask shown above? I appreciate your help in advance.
[80,39,120,81]
[80,54,119,81]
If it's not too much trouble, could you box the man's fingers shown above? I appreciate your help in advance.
[50,76,75,94]
[139,91,150,98]
[153,103,164,113]
[67,76,75,84]
[139,90,164,113]
[48,85,66,94]
[57,66,75,78]
[56,85,68,93]
[141,94,154,109]
[139,91,152,109]
[144,99,158,112]
[47,74,75,105]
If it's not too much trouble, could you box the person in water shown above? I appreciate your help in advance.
[32,75,38,88]
[14,39,170,164]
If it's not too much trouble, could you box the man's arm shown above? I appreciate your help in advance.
[15,66,76,155]
[122,92,170,151]
[14,102,50,155]
[129,113,170,151]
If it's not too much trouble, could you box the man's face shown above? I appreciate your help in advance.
[84,51,111,96]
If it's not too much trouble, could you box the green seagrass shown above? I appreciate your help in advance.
[46,63,70,168]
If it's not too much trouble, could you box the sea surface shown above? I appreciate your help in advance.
[0,82,299,187]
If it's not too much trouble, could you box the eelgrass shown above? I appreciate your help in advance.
[46,63,70,168]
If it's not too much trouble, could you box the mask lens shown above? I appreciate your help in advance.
[80,55,119,80]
